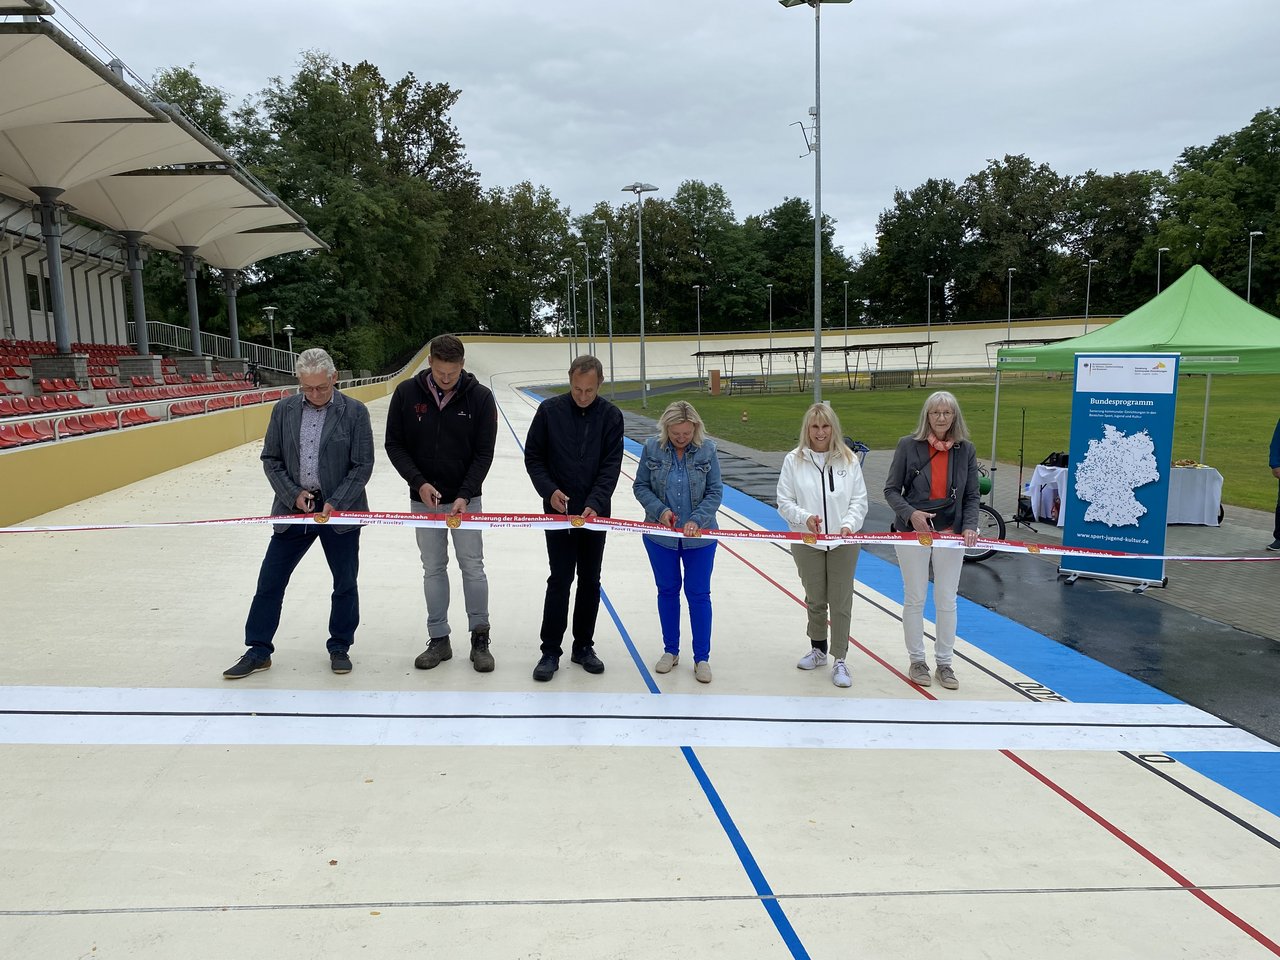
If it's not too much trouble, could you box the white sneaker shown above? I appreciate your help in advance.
[797,648,828,670]
[832,659,852,688]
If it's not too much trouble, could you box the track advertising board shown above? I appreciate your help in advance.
[1060,353,1180,585]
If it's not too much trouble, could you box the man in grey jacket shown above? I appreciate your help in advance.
[223,348,375,679]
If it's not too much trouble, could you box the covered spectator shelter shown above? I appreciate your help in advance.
[0,5,322,380]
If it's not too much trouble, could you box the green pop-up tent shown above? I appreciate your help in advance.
[997,265,1280,374]
[992,265,1280,466]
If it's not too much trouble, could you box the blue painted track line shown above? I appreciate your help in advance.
[503,394,813,958]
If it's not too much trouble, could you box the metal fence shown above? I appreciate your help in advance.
[126,321,298,373]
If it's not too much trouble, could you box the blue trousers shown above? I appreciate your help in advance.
[643,538,717,662]
[244,525,361,659]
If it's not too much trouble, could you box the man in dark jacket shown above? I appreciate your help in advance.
[385,334,499,671]
[523,355,624,681]
[223,348,374,679]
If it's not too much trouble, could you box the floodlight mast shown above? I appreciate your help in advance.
[621,182,658,409]
[780,0,852,403]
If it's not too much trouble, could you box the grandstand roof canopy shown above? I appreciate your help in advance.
[0,18,324,269]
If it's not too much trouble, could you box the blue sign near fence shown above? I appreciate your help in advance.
[1060,353,1180,584]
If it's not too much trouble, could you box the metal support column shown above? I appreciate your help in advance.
[121,231,150,354]
[223,270,242,357]
[32,186,71,354]
[179,245,203,358]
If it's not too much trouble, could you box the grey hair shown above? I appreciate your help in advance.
[657,400,707,448]
[568,355,604,382]
[295,347,336,378]
[794,402,854,465]
[911,390,970,442]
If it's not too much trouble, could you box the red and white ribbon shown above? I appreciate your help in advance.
[1,509,1276,563]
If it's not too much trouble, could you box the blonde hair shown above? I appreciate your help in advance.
[657,400,706,447]
[794,402,854,465]
[911,390,970,443]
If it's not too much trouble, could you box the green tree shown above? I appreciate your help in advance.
[1158,108,1279,311]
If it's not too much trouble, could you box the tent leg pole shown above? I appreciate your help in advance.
[1199,373,1211,464]
[989,368,1002,507]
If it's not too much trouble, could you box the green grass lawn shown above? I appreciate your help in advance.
[613,373,1280,512]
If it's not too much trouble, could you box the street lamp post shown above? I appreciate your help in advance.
[781,0,852,404]
[562,261,573,365]
[595,218,616,397]
[264,305,277,352]
[1248,230,1263,303]
[1004,267,1016,342]
[621,181,659,409]
[1083,258,1098,334]
[925,274,933,384]
[692,284,704,380]
[989,267,1016,506]
[1157,247,1170,294]
[282,324,295,365]
[766,283,774,380]
[842,279,849,348]
[577,240,595,353]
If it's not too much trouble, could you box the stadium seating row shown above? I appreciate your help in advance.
[169,389,286,417]
[106,382,242,404]
[0,408,158,449]
[0,395,92,416]
[39,378,82,393]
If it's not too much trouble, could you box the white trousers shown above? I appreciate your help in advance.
[893,543,964,666]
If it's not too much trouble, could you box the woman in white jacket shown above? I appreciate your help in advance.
[775,403,869,688]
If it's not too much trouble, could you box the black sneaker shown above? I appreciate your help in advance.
[1268,539,1280,552]
[414,635,452,670]
[532,653,559,682]
[223,653,270,679]
[470,629,495,673]
[330,650,352,674]
[570,648,605,674]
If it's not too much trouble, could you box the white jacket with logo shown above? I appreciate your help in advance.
[776,448,869,551]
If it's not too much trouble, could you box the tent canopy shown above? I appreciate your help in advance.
[997,266,1280,375]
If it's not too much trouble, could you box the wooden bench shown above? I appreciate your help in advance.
[725,376,766,394]
[870,370,914,389]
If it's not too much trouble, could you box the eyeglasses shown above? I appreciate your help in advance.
[928,410,954,419]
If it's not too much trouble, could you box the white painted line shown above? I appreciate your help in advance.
[2,686,1274,752]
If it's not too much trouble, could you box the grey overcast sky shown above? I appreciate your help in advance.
[68,0,1279,256]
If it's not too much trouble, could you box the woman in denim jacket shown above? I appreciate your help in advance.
[633,401,723,683]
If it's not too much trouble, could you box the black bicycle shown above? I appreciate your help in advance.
[963,463,1007,563]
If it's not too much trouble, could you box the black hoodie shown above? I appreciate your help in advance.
[385,369,497,503]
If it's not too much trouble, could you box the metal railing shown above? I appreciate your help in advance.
[126,321,298,372]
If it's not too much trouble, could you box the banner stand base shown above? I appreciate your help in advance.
[1059,566,1169,589]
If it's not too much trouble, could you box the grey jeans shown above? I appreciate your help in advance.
[411,497,488,640]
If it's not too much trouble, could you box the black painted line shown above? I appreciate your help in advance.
[1121,752,1280,851]
[0,709,1233,730]
[7,882,1280,917]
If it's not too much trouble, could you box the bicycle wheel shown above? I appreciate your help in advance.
[963,503,1006,563]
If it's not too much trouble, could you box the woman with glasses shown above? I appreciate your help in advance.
[633,401,723,683]
[776,403,869,689]
[884,391,981,690]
